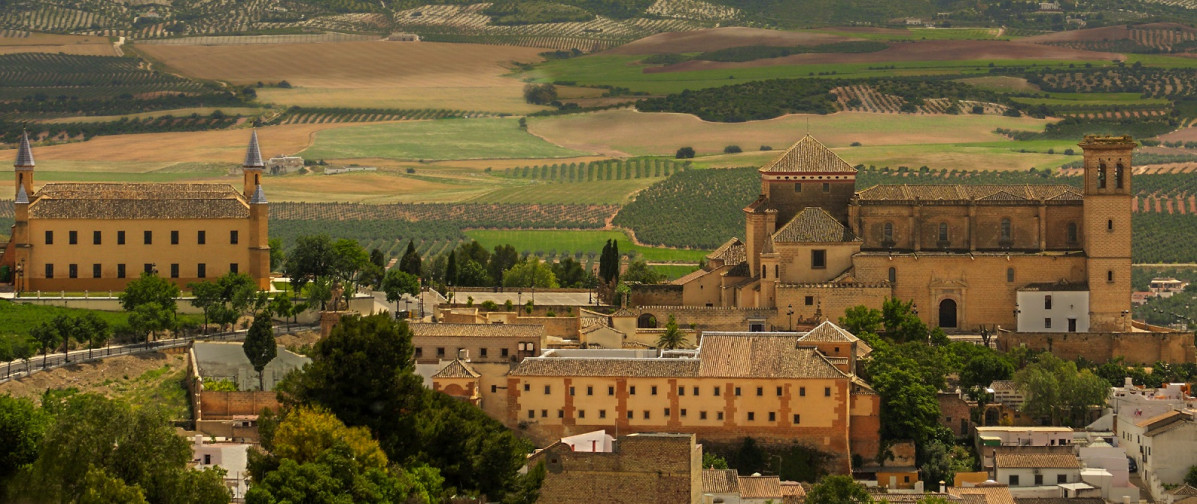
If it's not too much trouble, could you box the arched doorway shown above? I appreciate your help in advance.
[637,313,657,329]
[938,299,958,328]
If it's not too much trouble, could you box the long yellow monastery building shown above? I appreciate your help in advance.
[664,134,1135,333]
[3,131,271,291]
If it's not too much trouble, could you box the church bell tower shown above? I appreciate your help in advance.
[1079,135,1134,332]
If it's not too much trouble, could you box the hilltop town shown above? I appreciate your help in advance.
[3,2,1197,503]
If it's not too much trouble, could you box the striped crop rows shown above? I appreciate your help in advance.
[0,53,206,102]
[502,158,688,182]
[270,107,495,125]
[830,85,1008,115]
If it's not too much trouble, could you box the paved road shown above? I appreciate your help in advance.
[0,323,316,384]
[447,291,597,307]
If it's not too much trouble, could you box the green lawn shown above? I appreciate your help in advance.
[469,178,661,204]
[300,118,590,161]
[464,229,709,263]
[534,56,1116,94]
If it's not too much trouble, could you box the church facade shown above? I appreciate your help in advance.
[3,131,272,292]
[673,135,1134,333]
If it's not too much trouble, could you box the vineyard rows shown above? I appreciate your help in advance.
[1029,68,1197,99]
[830,85,1008,115]
[502,158,688,182]
[1044,26,1197,52]
[1059,109,1170,120]
[0,53,207,103]
[271,107,494,125]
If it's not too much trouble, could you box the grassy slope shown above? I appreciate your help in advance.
[300,118,592,161]
[464,229,709,262]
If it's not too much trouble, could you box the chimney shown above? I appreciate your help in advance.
[1125,377,1134,388]
[457,348,469,361]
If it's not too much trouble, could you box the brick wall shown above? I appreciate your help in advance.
[197,390,279,421]
[938,393,973,438]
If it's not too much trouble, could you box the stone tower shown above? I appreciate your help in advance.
[243,131,271,289]
[1079,135,1135,332]
[14,131,34,198]
[243,129,264,199]
[758,135,857,226]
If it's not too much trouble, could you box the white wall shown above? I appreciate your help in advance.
[1016,291,1089,332]
[996,467,1081,488]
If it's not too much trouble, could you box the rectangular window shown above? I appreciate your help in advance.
[437,347,445,357]
[45,230,53,245]
[197,263,206,279]
[117,231,125,245]
[608,386,615,396]
[523,383,529,392]
[230,263,239,274]
[197,231,206,245]
[794,183,802,192]
[800,387,806,397]
[748,412,755,421]
[822,182,830,192]
[824,387,831,397]
[45,264,54,279]
[69,264,78,278]
[776,386,783,396]
[170,230,179,245]
[587,386,593,396]
[170,264,179,278]
[1045,295,1053,310]
[793,414,801,424]
[415,348,423,358]
[528,410,535,419]
[629,386,636,395]
[714,386,721,396]
[811,250,827,269]
[144,263,153,274]
[627,411,633,420]
[1057,475,1066,484]
[769,412,776,422]
[93,231,101,245]
[805,295,814,306]
[501,348,509,357]
[678,386,685,396]
[1034,475,1043,486]
[680,409,687,417]
[92,264,101,278]
[1009,475,1019,486]
[651,385,658,395]
[117,264,126,279]
[569,387,575,396]
[541,410,547,418]
[643,411,650,420]
[717,412,724,421]
[693,386,699,396]
[1044,318,1052,329]
[599,410,607,419]
[735,387,741,396]
[230,230,239,244]
[557,410,563,419]
[69,231,77,245]
[756,387,763,396]
[700,411,707,420]
[1108,270,1114,282]
[578,410,585,419]
[144,230,152,245]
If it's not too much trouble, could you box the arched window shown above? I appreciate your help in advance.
[1067,222,1078,243]
[1098,161,1107,189]
[938,223,949,242]
[1115,162,1124,189]
[1000,218,1012,241]
[888,267,896,283]
[883,222,893,241]
[1007,268,1015,283]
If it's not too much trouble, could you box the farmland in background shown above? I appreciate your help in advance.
[299,118,590,161]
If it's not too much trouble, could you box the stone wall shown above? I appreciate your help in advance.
[631,305,778,332]
[998,330,1196,364]
[629,284,683,306]
[529,434,700,504]
[197,390,279,421]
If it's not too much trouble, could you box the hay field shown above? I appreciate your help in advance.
[528,109,1054,157]
[265,170,500,203]
[0,33,117,55]
[139,40,549,114]
[300,119,590,161]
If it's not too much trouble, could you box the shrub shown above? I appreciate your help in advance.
[676,147,696,159]
[759,145,773,151]
[724,145,742,154]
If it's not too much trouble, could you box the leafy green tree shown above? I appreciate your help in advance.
[119,272,180,315]
[502,257,559,288]
[839,305,883,339]
[1186,465,1197,487]
[381,269,420,304]
[269,294,297,330]
[806,475,872,504]
[77,312,110,359]
[369,248,386,271]
[128,302,174,346]
[598,240,620,285]
[269,406,389,469]
[50,315,80,361]
[304,276,334,312]
[243,316,277,391]
[77,466,149,504]
[445,250,458,286]
[285,234,337,292]
[881,298,929,343]
[1015,353,1109,426]
[268,237,285,272]
[29,321,61,369]
[487,245,519,286]
[0,395,51,482]
[189,280,223,333]
[246,443,441,504]
[919,441,974,491]
[455,258,492,287]
[960,352,1015,393]
[622,260,666,284]
[656,315,688,349]
[399,241,422,277]
[702,452,729,469]
[332,238,370,287]
[551,257,594,288]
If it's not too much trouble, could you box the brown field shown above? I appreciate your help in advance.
[0,351,183,405]
[649,40,1123,73]
[0,33,117,56]
[265,170,500,203]
[605,27,855,55]
[1155,126,1197,143]
[956,76,1041,92]
[1022,22,1195,43]
[527,109,1053,157]
[138,41,549,114]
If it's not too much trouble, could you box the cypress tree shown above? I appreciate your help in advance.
[446,250,457,286]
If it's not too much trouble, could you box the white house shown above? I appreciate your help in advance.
[1077,439,1140,502]
[1111,379,1197,428]
[1119,409,1197,500]
[1016,285,1090,333]
[191,435,250,499]
[992,446,1084,497]
[560,430,614,452]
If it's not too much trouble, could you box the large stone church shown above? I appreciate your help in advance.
[3,131,272,292]
[672,134,1134,333]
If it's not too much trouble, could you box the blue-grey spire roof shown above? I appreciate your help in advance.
[250,184,267,204]
[15,130,34,169]
[243,130,264,168]
[15,182,29,204]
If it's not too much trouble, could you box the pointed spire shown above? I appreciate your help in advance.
[15,130,34,169]
[250,184,267,205]
[243,130,264,168]
[14,182,28,204]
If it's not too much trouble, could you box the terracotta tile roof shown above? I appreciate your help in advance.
[855,184,1081,203]
[760,135,856,174]
[1168,485,1197,497]
[781,481,806,498]
[696,334,846,379]
[772,207,858,243]
[871,493,964,504]
[738,475,782,499]
[409,323,545,339]
[702,469,740,493]
[28,183,250,219]
[1016,498,1104,504]
[707,237,747,265]
[1137,410,1193,436]
[432,359,480,379]
[993,447,1081,469]
[509,333,848,380]
[949,485,1017,504]
[15,130,34,168]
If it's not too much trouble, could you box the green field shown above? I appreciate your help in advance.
[813,27,1008,41]
[1009,92,1171,107]
[652,264,701,280]
[532,56,1116,94]
[472,178,662,204]
[300,118,591,161]
[464,229,709,263]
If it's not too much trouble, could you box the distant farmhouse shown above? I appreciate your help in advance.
[266,154,303,175]
[2,131,271,291]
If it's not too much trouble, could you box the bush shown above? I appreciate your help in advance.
[759,145,773,151]
[523,83,558,105]
[676,147,696,159]
[480,300,499,311]
[724,145,742,154]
